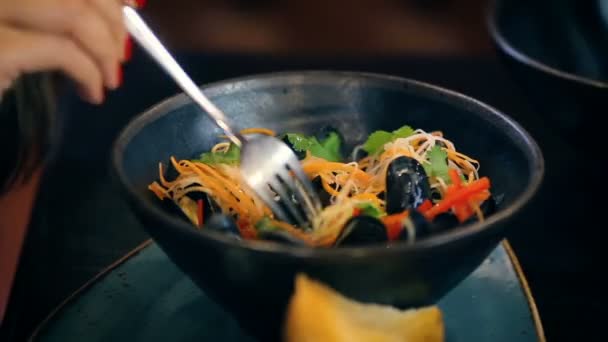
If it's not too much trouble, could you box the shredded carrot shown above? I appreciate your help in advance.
[241,127,277,136]
[239,127,276,136]
[321,178,341,196]
[417,199,433,213]
[382,211,409,241]
[358,156,372,169]
[472,203,484,222]
[219,127,276,140]
[424,177,491,220]
[454,204,473,222]
[158,163,174,188]
[237,218,258,239]
[449,169,462,187]
[148,181,168,200]
[302,161,372,184]
[351,193,385,207]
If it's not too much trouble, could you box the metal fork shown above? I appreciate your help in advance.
[122,6,321,227]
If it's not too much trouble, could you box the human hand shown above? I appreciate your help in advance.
[0,0,131,104]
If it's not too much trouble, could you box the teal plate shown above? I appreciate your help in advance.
[29,240,545,342]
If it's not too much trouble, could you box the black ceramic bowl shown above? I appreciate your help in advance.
[111,71,543,341]
[487,0,608,143]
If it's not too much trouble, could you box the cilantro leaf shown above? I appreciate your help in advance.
[285,133,342,162]
[356,202,385,218]
[392,125,415,139]
[319,132,342,158]
[196,143,241,165]
[362,125,415,155]
[422,145,450,182]
[254,216,279,233]
[362,131,393,156]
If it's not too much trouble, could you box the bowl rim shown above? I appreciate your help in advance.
[486,0,608,89]
[111,70,545,259]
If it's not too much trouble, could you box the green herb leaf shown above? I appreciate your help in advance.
[285,133,342,162]
[362,131,393,156]
[319,132,342,158]
[392,125,415,139]
[196,143,241,165]
[254,216,279,233]
[362,125,415,155]
[356,202,385,218]
[423,145,450,182]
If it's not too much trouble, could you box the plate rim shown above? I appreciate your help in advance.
[27,239,546,342]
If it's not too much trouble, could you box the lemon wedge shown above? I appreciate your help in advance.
[284,274,445,342]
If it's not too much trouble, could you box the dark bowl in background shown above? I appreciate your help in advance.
[487,0,608,144]
[111,71,544,341]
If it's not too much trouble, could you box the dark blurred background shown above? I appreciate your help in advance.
[2,0,596,341]
[143,0,492,56]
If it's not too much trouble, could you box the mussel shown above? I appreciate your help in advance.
[162,190,223,224]
[161,197,196,223]
[480,196,497,216]
[386,156,431,214]
[463,195,497,225]
[397,210,432,242]
[204,214,241,239]
[430,212,459,232]
[336,216,388,246]
[186,191,222,215]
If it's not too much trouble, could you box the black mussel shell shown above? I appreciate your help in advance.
[480,196,496,216]
[257,230,308,246]
[336,216,388,246]
[430,188,442,202]
[186,191,222,214]
[312,176,332,207]
[430,212,460,233]
[161,197,192,223]
[204,214,241,239]
[386,156,431,214]
[397,210,432,242]
[463,195,498,225]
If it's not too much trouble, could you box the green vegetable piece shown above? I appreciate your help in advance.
[356,202,385,218]
[197,143,241,165]
[285,133,316,151]
[285,133,342,162]
[362,131,393,156]
[392,125,415,139]
[254,216,279,233]
[362,125,415,155]
[423,145,450,183]
[319,132,342,159]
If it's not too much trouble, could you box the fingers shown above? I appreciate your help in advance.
[90,0,127,57]
[0,25,104,103]
[0,0,123,90]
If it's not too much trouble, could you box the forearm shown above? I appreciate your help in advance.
[0,167,43,325]
[0,74,55,325]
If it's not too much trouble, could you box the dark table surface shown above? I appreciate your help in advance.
[1,49,600,341]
